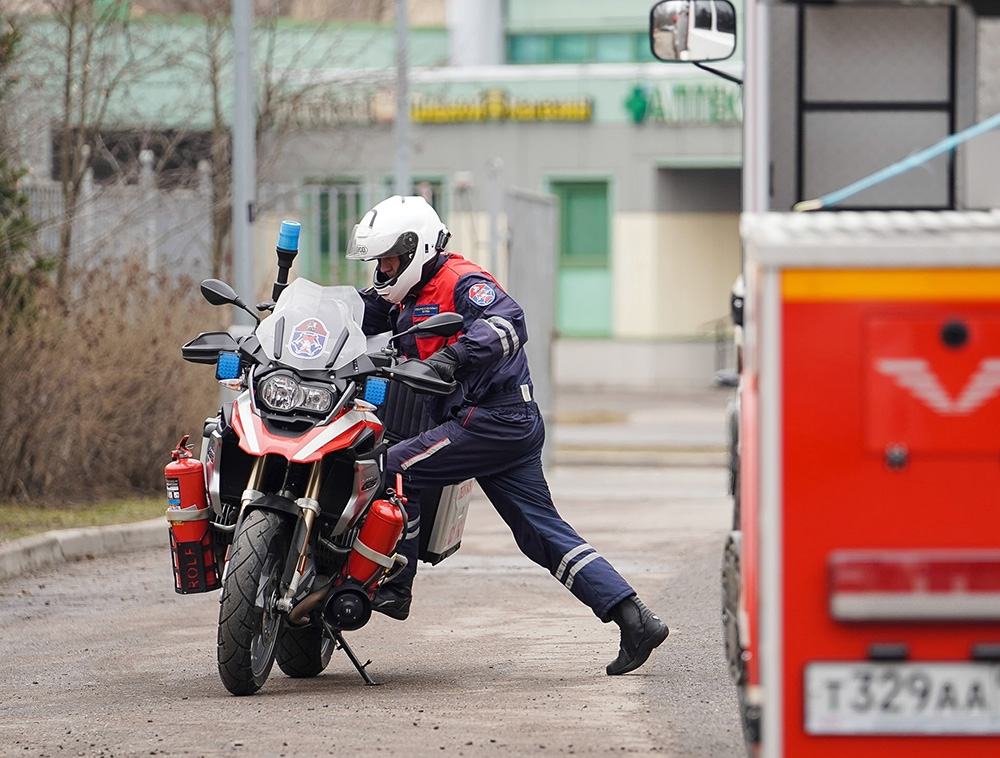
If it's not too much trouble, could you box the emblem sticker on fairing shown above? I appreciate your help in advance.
[468,282,496,306]
[289,318,329,359]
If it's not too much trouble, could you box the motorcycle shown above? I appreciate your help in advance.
[166,222,468,696]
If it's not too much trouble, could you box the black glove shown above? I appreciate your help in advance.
[424,345,462,382]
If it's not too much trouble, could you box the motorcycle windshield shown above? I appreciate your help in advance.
[255,278,368,372]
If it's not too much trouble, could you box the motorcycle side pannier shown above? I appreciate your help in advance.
[165,436,220,594]
[375,382,473,565]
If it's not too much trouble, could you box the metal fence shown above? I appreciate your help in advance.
[22,172,560,396]
[21,172,443,289]
[22,151,214,281]
[505,188,557,464]
[296,182,373,288]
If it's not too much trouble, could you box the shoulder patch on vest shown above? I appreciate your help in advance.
[468,282,496,307]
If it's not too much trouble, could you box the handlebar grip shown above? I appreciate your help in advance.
[383,359,457,396]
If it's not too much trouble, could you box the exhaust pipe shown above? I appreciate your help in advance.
[287,582,333,625]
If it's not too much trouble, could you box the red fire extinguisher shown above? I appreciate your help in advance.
[345,477,406,588]
[165,434,219,594]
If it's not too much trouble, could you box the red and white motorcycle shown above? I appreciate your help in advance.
[166,222,469,695]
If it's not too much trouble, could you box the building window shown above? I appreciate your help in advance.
[507,34,551,64]
[53,129,213,189]
[635,32,657,62]
[306,181,368,287]
[594,34,635,63]
[552,34,590,63]
[507,33,650,64]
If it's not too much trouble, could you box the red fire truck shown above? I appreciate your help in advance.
[651,1,1000,755]
[734,214,1000,757]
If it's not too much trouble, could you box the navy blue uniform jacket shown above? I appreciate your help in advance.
[361,253,532,423]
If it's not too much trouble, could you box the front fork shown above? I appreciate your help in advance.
[276,462,322,613]
[219,456,322,610]
[217,456,268,596]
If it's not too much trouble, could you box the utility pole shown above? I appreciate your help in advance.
[488,157,503,275]
[394,0,412,196]
[232,0,256,322]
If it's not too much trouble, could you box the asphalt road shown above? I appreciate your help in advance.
[0,464,744,757]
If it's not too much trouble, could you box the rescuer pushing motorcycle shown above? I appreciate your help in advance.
[350,195,669,676]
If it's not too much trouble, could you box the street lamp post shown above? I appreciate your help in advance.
[232,0,256,322]
[394,0,412,196]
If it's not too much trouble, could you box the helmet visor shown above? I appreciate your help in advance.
[347,229,419,261]
[346,223,364,260]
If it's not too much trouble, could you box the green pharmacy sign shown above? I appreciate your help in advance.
[626,83,741,125]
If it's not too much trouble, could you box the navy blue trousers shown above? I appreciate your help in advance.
[385,401,635,622]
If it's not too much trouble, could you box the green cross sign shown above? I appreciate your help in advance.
[625,86,648,125]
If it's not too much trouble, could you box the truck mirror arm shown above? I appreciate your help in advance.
[694,61,742,86]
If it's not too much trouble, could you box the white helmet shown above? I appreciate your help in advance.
[347,195,451,303]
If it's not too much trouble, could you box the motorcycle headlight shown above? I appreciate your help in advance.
[298,385,334,414]
[259,374,299,412]
[257,373,335,415]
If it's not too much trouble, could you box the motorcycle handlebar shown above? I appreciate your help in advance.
[377,359,457,397]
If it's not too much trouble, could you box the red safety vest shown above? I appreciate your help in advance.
[409,254,500,359]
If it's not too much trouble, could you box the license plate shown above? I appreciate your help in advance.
[805,662,1000,735]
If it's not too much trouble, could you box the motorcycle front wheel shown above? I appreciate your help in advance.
[217,508,290,695]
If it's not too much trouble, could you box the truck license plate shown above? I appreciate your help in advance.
[805,662,1000,735]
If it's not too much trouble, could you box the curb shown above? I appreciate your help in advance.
[0,518,165,583]
[554,449,727,467]
[0,445,728,583]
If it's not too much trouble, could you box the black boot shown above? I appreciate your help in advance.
[606,595,669,675]
[372,580,412,621]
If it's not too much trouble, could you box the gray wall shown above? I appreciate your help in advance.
[267,121,742,214]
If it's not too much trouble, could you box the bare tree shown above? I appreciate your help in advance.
[174,0,393,279]
[178,1,233,279]
[30,0,154,292]
[0,17,37,275]
[13,1,419,284]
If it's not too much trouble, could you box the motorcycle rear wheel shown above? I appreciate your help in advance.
[217,508,289,695]
[276,624,335,678]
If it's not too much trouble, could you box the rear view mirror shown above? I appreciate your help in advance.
[201,278,240,306]
[410,311,464,338]
[390,312,464,346]
[199,278,260,325]
[649,0,737,63]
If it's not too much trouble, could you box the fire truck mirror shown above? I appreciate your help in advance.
[649,0,737,63]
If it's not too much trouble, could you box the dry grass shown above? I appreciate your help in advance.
[0,257,222,508]
[0,497,164,543]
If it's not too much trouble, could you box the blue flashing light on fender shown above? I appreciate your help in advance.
[216,351,242,381]
[364,378,388,406]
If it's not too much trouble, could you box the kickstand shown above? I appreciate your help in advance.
[334,630,379,686]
